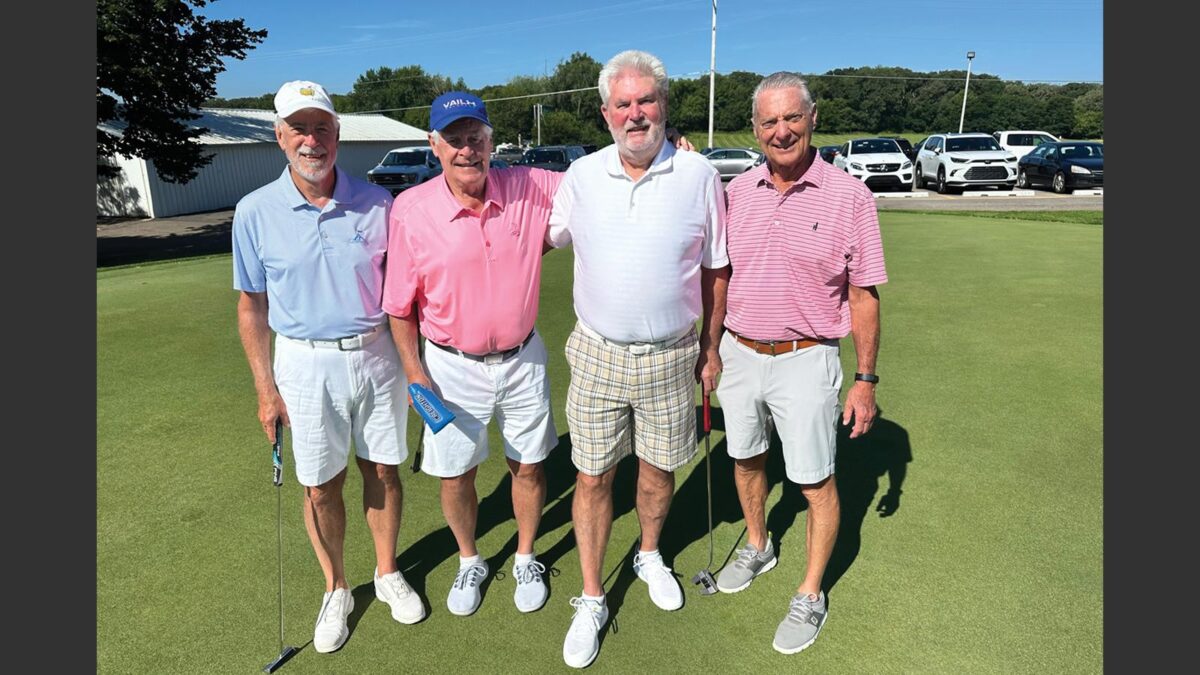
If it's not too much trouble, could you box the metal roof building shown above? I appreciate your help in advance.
[97,109,428,218]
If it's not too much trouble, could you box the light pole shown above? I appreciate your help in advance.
[958,50,975,133]
[707,1,717,150]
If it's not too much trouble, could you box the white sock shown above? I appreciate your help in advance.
[515,552,535,566]
[459,554,483,569]
[582,592,605,604]
[638,548,661,559]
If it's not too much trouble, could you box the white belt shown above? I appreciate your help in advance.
[281,324,386,351]
[576,321,693,356]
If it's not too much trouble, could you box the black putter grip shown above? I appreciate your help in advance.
[271,419,284,486]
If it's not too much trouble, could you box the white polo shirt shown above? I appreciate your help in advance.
[547,142,728,343]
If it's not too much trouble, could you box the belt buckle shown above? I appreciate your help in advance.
[628,343,655,356]
[337,336,358,351]
[483,353,504,365]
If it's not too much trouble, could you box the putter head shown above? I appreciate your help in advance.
[263,645,299,673]
[692,570,718,595]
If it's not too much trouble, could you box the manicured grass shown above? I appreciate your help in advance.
[887,210,1104,226]
[97,211,1102,673]
[708,131,928,150]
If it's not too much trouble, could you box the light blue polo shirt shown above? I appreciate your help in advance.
[232,166,393,340]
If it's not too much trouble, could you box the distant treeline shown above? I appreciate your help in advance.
[205,54,1102,144]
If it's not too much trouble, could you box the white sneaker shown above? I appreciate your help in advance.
[374,568,425,624]
[447,560,489,616]
[313,587,353,653]
[562,596,608,668]
[633,550,683,611]
[513,559,548,613]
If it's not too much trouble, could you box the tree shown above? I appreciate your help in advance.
[342,65,465,130]
[97,0,267,183]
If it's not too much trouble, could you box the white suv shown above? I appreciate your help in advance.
[833,137,914,191]
[913,133,1017,194]
[993,130,1059,159]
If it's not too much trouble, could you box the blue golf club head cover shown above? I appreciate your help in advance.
[408,383,455,434]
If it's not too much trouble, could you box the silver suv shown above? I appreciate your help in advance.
[913,133,1017,194]
[367,148,442,195]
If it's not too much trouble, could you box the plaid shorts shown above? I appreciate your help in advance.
[564,323,699,475]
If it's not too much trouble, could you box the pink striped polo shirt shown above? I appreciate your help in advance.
[723,151,888,341]
[383,166,563,354]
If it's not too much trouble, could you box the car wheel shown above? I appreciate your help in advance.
[912,167,923,190]
[1052,171,1070,194]
[1017,169,1028,189]
[936,167,950,194]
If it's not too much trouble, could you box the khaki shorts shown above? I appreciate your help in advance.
[715,331,842,485]
[564,323,699,475]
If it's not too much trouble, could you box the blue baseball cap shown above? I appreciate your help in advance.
[430,91,491,132]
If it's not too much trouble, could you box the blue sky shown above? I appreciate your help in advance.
[203,0,1103,99]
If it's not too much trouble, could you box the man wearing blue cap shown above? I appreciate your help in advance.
[384,91,565,618]
[234,80,426,655]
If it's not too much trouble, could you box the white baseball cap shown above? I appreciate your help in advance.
[274,80,337,119]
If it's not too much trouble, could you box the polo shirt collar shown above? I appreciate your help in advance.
[753,146,824,192]
[278,165,351,210]
[435,170,502,219]
[604,139,674,180]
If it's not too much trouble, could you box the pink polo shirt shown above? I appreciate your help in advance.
[724,152,888,341]
[383,166,563,354]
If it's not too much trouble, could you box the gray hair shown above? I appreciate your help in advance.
[751,71,815,120]
[430,123,493,145]
[598,50,669,106]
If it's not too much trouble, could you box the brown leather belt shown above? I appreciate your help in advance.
[729,330,821,356]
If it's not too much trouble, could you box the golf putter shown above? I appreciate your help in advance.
[692,394,718,595]
[264,419,298,673]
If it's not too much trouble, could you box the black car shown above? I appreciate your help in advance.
[886,136,917,162]
[818,145,840,164]
[1016,141,1103,193]
[516,145,586,172]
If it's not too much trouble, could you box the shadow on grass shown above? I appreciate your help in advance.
[824,408,912,593]
[96,220,233,267]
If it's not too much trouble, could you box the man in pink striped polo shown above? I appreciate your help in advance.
[383,92,564,618]
[714,72,888,655]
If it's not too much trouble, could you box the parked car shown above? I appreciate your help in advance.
[913,132,1017,194]
[702,147,763,179]
[993,130,1060,159]
[516,145,586,171]
[885,136,918,162]
[818,145,841,164]
[832,137,914,191]
[491,144,527,164]
[488,158,510,169]
[1016,141,1103,193]
[366,147,442,195]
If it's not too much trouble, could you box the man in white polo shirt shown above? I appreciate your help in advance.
[233,80,425,655]
[546,49,729,669]
[715,71,887,655]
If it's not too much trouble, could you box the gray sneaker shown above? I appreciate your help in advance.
[773,591,828,654]
[716,539,777,593]
[447,560,489,616]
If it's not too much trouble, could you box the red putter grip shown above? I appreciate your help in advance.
[703,395,711,433]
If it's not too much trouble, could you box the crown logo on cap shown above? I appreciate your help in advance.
[299,87,314,96]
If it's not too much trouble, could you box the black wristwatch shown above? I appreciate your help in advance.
[854,373,880,384]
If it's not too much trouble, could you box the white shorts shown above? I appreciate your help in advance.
[273,329,408,487]
[715,331,842,485]
[418,330,557,478]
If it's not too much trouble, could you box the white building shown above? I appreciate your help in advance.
[97,109,428,218]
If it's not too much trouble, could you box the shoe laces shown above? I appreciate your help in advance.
[514,560,546,585]
[318,590,349,625]
[379,572,413,598]
[786,593,822,625]
[453,563,487,591]
[568,596,605,632]
[733,543,762,569]
[633,551,673,581]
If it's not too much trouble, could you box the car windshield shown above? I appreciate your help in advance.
[946,137,1002,152]
[381,152,425,166]
[852,139,901,154]
[525,149,566,163]
[1060,144,1103,158]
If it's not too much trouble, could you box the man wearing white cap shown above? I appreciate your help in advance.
[233,80,425,655]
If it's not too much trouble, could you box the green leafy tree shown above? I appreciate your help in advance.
[202,93,274,109]
[343,65,465,130]
[1072,87,1103,138]
[97,0,266,183]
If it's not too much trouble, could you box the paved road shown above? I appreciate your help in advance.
[97,190,1102,267]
